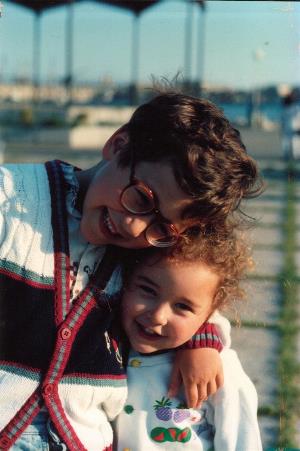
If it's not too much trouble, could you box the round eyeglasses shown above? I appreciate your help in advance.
[120,176,179,247]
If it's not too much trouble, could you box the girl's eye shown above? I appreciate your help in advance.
[175,303,193,312]
[138,284,157,297]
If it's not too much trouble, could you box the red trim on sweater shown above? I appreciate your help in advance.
[0,360,41,374]
[62,372,127,380]
[0,267,54,290]
[54,251,71,324]
[44,389,87,451]
[0,390,41,449]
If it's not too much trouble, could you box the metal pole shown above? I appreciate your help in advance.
[196,2,205,96]
[184,0,193,93]
[130,12,140,105]
[33,11,41,104]
[65,0,74,105]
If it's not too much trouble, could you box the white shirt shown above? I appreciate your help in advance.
[115,348,262,451]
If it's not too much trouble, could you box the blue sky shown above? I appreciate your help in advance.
[0,0,300,89]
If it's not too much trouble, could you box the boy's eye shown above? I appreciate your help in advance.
[132,186,153,211]
[175,302,193,312]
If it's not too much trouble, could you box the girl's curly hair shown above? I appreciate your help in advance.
[120,228,253,313]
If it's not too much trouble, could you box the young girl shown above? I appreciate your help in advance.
[115,232,262,450]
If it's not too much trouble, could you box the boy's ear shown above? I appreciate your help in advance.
[102,126,129,160]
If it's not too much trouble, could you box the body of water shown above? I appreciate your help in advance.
[219,102,282,126]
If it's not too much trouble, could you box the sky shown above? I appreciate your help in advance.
[0,0,300,89]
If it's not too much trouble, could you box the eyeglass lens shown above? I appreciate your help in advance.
[120,184,154,214]
[145,223,178,247]
[120,185,178,246]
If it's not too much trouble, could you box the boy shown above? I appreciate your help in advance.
[0,92,262,450]
[116,231,262,450]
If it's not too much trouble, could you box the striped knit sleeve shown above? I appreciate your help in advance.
[183,322,223,352]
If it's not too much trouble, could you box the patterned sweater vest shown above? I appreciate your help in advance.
[0,161,127,451]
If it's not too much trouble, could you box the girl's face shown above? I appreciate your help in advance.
[122,257,219,354]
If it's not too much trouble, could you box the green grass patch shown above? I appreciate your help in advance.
[254,244,284,252]
[256,222,282,230]
[247,274,279,282]
[230,319,278,330]
[258,405,280,417]
[276,163,300,448]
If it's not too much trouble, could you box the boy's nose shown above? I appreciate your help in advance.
[122,214,151,238]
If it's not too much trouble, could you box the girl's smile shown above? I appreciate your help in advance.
[122,257,219,354]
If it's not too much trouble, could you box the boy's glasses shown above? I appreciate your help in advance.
[120,168,179,247]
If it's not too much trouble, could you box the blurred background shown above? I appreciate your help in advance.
[1,1,300,449]
[0,0,299,164]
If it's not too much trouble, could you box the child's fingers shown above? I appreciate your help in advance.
[184,382,199,408]
[207,380,217,396]
[196,383,208,407]
[216,371,224,388]
[167,362,181,398]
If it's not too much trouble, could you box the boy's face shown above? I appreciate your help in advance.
[79,130,193,249]
[122,257,219,353]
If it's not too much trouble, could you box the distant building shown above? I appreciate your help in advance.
[0,82,95,105]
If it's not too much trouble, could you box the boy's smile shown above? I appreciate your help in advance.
[122,258,219,354]
[77,131,193,249]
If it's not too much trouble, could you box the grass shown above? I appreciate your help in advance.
[276,163,300,447]
[242,161,300,448]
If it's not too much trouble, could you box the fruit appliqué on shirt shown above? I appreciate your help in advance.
[151,397,194,443]
[150,427,192,443]
[153,398,193,423]
[153,397,172,421]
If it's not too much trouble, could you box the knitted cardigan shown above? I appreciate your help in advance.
[0,161,127,451]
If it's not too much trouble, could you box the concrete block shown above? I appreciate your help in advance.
[231,327,279,407]
[243,199,283,213]
[252,249,283,277]
[67,105,134,125]
[252,211,283,224]
[249,227,282,247]
[69,125,118,149]
[262,182,285,197]
[225,279,281,326]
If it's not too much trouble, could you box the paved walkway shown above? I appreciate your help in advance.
[227,157,300,449]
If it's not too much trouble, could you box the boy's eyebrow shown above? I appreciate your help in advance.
[151,186,190,226]
[136,274,159,289]
[147,185,173,224]
[150,185,195,225]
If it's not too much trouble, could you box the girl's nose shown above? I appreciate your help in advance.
[147,305,168,327]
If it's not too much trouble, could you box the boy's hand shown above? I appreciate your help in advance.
[168,348,224,408]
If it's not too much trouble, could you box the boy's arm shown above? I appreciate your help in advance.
[168,313,231,408]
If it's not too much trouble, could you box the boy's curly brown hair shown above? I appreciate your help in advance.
[121,228,252,313]
[117,92,263,234]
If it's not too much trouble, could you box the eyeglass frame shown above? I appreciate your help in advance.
[119,154,180,247]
